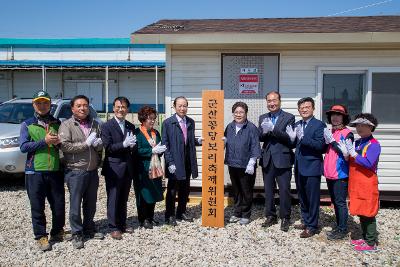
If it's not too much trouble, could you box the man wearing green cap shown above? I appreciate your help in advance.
[19,90,65,251]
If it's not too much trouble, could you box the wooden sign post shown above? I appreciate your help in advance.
[202,90,224,228]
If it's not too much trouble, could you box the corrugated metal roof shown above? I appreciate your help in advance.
[133,16,400,34]
[0,38,165,48]
[0,60,165,68]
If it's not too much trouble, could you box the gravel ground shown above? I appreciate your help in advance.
[0,176,399,267]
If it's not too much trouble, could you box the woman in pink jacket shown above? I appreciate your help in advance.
[323,105,354,240]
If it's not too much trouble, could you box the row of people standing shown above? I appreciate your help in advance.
[20,92,198,251]
[225,91,381,252]
[21,90,380,253]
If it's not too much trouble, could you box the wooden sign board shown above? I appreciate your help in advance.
[202,90,224,228]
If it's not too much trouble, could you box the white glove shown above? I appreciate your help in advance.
[93,138,102,147]
[338,139,349,157]
[85,132,97,146]
[123,132,136,148]
[324,128,335,144]
[295,124,304,140]
[152,143,167,154]
[286,125,296,142]
[245,164,255,175]
[197,137,203,145]
[261,118,274,134]
[245,158,256,175]
[130,135,137,148]
[168,165,176,174]
[345,139,358,158]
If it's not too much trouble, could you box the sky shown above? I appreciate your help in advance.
[0,0,399,38]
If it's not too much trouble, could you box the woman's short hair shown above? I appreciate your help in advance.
[138,106,157,123]
[353,113,379,132]
[232,101,248,113]
[326,104,350,126]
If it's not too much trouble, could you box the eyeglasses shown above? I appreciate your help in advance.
[234,111,246,115]
[299,106,313,110]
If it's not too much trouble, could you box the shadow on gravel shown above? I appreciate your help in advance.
[93,200,204,234]
[0,173,25,192]
[87,190,400,235]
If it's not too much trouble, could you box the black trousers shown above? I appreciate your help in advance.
[165,164,191,219]
[137,194,156,223]
[295,172,321,231]
[25,172,65,239]
[228,166,256,219]
[262,161,292,219]
[65,169,99,235]
[105,171,132,231]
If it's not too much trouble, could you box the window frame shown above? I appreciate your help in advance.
[318,66,400,130]
[368,67,400,129]
[57,103,73,120]
[317,67,368,121]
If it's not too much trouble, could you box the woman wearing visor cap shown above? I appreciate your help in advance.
[344,113,381,252]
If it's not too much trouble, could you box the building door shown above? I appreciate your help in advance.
[222,54,279,187]
[77,82,103,111]
[222,54,279,126]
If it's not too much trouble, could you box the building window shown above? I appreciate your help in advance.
[372,73,400,124]
[322,73,365,120]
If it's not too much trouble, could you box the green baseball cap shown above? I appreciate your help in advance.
[33,90,51,102]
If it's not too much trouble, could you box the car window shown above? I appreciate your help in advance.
[0,103,35,123]
[50,104,57,115]
[56,104,97,120]
[89,106,97,118]
[57,104,73,120]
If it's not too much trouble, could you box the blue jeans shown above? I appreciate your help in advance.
[327,178,348,232]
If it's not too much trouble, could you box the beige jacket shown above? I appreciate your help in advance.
[59,116,103,171]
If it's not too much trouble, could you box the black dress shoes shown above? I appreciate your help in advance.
[122,226,134,234]
[177,213,194,222]
[165,216,177,226]
[261,216,278,228]
[294,223,306,230]
[300,229,317,238]
[280,218,290,232]
[151,218,160,226]
[143,219,153,229]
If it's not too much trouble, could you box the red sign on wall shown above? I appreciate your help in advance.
[239,74,259,94]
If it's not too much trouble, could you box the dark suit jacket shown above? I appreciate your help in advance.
[162,114,199,180]
[258,109,295,169]
[101,117,137,179]
[294,117,326,177]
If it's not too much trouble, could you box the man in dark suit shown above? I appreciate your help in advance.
[286,97,326,238]
[101,97,137,239]
[258,91,295,232]
[162,96,202,226]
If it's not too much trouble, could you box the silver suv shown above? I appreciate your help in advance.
[0,98,99,175]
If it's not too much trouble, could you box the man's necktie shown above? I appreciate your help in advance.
[271,115,276,125]
[180,120,187,143]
